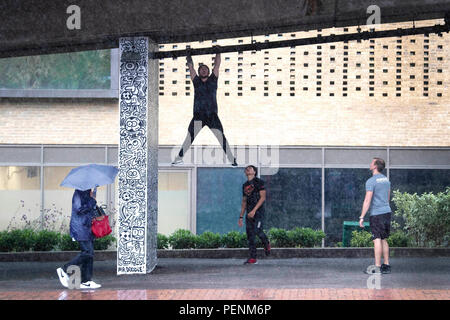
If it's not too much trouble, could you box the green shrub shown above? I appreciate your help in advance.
[2,229,36,252]
[33,230,60,251]
[312,229,327,247]
[58,234,80,251]
[289,227,325,248]
[267,228,291,247]
[0,229,116,252]
[268,227,325,248]
[0,230,13,252]
[196,231,222,249]
[59,234,116,251]
[386,230,411,247]
[169,229,197,249]
[350,230,413,248]
[393,188,450,247]
[94,235,116,250]
[350,230,374,247]
[221,231,247,248]
[157,233,169,249]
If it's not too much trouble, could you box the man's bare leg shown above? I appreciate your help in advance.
[373,238,382,267]
[381,239,389,265]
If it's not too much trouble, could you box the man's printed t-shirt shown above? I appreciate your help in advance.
[243,177,265,217]
[365,173,392,216]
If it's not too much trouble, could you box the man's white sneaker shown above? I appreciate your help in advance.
[79,281,102,289]
[56,268,69,288]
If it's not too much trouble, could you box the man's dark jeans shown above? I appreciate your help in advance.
[246,215,269,259]
[63,240,94,283]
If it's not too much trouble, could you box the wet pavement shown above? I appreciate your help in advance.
[0,257,449,300]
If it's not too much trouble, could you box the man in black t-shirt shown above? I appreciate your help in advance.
[172,50,237,166]
[238,165,270,264]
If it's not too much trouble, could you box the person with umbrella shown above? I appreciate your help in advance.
[57,188,101,289]
[57,164,118,289]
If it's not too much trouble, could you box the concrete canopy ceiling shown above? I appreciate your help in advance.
[1,0,450,58]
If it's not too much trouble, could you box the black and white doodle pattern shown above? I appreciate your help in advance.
[118,38,149,274]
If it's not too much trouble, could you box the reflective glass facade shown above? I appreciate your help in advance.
[0,50,111,90]
[390,169,450,195]
[262,168,322,230]
[196,168,243,234]
[0,166,41,229]
[0,145,448,247]
[324,168,371,246]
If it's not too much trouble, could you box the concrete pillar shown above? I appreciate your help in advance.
[146,41,159,273]
[117,37,158,274]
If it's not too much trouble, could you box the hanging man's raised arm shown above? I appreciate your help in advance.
[212,50,221,78]
[187,53,197,81]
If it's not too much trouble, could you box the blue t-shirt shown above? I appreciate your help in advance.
[365,174,392,216]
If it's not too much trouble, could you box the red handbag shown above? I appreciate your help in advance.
[91,214,112,238]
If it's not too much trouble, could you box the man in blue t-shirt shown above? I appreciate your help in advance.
[172,49,237,167]
[359,157,392,274]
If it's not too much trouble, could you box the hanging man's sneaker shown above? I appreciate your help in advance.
[171,159,184,166]
[381,264,391,274]
[231,158,238,167]
[244,258,258,265]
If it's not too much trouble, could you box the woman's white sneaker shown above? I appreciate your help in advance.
[79,281,101,289]
[56,268,69,288]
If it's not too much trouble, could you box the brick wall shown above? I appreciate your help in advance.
[0,95,447,146]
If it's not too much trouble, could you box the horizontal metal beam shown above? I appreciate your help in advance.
[151,21,450,59]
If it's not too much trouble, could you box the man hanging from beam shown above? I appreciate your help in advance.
[172,48,238,166]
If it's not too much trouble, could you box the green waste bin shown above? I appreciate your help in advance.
[342,221,370,247]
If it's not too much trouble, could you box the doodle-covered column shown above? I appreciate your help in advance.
[117,37,157,274]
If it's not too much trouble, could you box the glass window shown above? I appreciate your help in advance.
[261,168,322,230]
[196,168,243,234]
[325,168,375,246]
[0,50,111,90]
[112,170,190,236]
[43,167,107,233]
[158,171,190,235]
[390,169,450,195]
[0,166,41,230]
